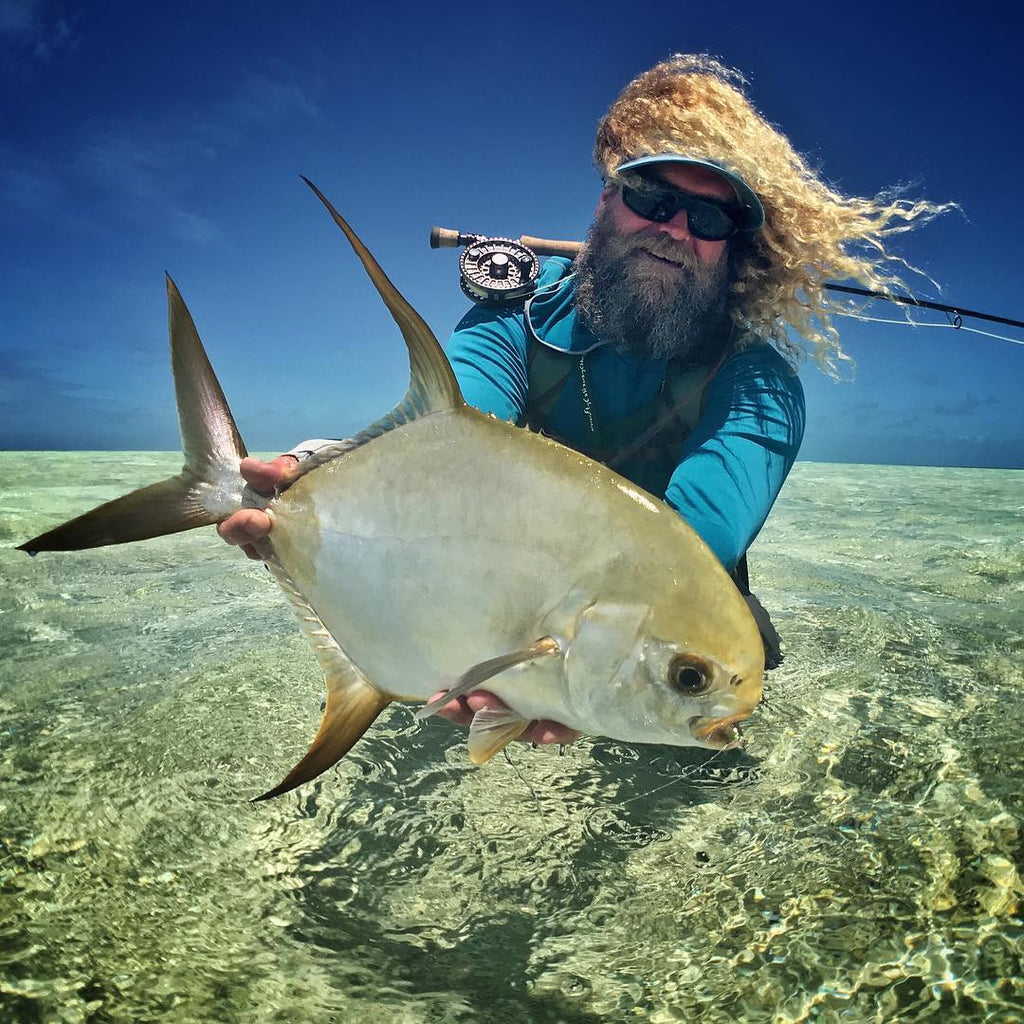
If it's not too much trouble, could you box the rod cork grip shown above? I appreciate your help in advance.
[518,235,584,258]
[430,226,463,249]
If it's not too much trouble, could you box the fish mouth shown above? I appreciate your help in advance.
[689,714,747,749]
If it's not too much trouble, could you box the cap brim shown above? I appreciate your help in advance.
[615,155,765,232]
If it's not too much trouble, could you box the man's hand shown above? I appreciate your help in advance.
[217,455,301,560]
[219,454,578,746]
[427,689,581,746]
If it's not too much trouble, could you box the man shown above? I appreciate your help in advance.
[219,55,944,744]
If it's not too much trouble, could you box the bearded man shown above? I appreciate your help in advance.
[219,55,944,745]
[445,153,793,585]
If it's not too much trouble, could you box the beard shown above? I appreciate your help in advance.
[573,204,733,364]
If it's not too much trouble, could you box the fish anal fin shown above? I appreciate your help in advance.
[467,707,531,765]
[416,637,560,720]
[254,664,389,801]
[254,547,389,801]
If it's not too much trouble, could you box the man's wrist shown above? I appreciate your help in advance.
[283,439,341,462]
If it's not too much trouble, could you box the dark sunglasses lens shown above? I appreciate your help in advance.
[621,186,671,222]
[622,184,737,240]
[687,202,736,241]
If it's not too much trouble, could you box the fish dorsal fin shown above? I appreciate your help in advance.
[253,545,390,801]
[303,178,465,436]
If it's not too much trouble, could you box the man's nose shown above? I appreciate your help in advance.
[656,209,693,242]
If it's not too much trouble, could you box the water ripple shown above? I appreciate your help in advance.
[1,456,1022,1021]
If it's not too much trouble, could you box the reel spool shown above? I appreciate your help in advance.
[431,225,577,307]
[457,237,541,306]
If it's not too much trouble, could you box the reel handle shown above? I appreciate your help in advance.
[430,226,481,249]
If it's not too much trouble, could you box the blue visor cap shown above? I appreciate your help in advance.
[616,155,765,233]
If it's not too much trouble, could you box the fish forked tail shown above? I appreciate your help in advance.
[18,275,247,554]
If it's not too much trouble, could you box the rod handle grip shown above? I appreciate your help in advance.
[518,234,583,258]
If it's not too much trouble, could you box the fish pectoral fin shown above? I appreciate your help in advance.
[253,664,389,802]
[467,708,531,764]
[415,637,560,720]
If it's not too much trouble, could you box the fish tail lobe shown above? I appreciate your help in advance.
[18,275,247,553]
[254,667,390,802]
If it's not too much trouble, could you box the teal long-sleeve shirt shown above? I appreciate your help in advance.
[445,259,806,572]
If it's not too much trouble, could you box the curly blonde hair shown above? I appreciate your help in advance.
[594,54,952,375]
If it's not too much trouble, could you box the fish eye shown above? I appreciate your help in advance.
[667,654,712,695]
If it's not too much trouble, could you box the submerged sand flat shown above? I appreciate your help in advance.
[1,454,1022,1023]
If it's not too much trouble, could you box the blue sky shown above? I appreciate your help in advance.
[1,0,1022,467]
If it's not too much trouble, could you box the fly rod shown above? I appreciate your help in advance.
[430,225,1024,331]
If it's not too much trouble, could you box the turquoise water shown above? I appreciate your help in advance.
[1,454,1022,1023]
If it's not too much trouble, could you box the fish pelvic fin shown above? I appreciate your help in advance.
[18,276,246,553]
[302,177,465,423]
[254,661,390,802]
[467,707,531,764]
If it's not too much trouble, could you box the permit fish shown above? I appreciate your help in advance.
[19,179,765,800]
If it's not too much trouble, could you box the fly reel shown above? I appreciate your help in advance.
[457,237,540,306]
[429,227,543,307]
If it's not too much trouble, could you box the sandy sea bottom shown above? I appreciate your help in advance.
[1,455,1022,1023]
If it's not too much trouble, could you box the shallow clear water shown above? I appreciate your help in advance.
[1,454,1022,1023]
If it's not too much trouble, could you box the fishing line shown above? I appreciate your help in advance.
[831,310,1024,347]
[503,745,546,815]
[508,733,737,817]
[599,744,737,813]
[824,283,1024,330]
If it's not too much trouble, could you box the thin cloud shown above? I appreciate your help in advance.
[75,130,223,243]
[78,132,180,203]
[1,68,318,240]
[220,73,319,127]
[0,350,107,447]
[78,72,320,197]
[0,0,77,68]
[0,347,176,450]
[0,345,96,406]
[931,395,996,417]
[0,146,62,218]
[66,71,318,243]
[166,208,220,245]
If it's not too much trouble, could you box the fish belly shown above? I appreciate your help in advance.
[266,411,660,722]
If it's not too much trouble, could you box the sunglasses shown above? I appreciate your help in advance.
[619,180,746,241]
